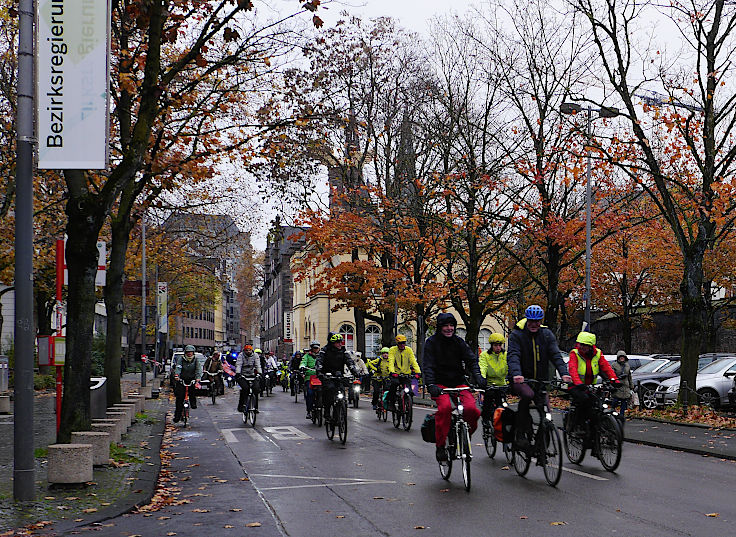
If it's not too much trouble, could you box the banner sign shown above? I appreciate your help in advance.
[37,0,111,169]
[157,283,168,334]
[62,239,106,286]
[283,311,292,342]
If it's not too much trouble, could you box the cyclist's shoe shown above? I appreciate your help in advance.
[190,401,197,410]
[173,414,181,423]
[306,412,312,420]
[436,446,448,461]
[237,404,243,412]
[254,409,260,414]
[372,404,378,410]
[514,432,531,454]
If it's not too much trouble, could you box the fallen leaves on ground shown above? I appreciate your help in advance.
[628,406,736,429]
[134,424,183,513]
[705,513,720,517]
[439,489,449,493]
[224,525,234,529]
[246,522,262,527]
[550,521,567,525]
[82,508,97,514]
[414,526,426,530]
[520,516,528,519]
[191,508,210,513]
[230,508,242,512]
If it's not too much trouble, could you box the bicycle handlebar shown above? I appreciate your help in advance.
[441,386,474,394]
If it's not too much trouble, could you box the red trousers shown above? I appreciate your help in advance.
[432,385,481,446]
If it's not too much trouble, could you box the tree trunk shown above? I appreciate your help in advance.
[103,218,132,406]
[59,172,105,442]
[35,289,54,336]
[679,250,706,406]
[353,308,366,356]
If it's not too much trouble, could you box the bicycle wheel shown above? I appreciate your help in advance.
[325,406,335,440]
[483,421,497,459]
[438,448,452,480]
[460,423,471,491]
[338,401,348,444]
[402,395,413,431]
[504,442,513,463]
[597,414,623,472]
[563,413,586,464]
[512,433,531,476]
[248,395,257,428]
[541,421,563,487]
[211,385,216,405]
[392,404,401,428]
[182,407,188,427]
[353,389,359,408]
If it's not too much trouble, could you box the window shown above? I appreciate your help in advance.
[339,324,355,353]
[365,325,381,359]
[479,329,491,352]
[456,327,467,341]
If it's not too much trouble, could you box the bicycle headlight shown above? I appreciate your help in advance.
[404,387,410,393]
[545,412,552,421]
[602,403,609,409]
[184,402,189,408]
[354,386,361,393]
[502,402,508,408]
[337,392,344,399]
[457,404,464,413]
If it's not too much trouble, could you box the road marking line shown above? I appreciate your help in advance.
[263,426,312,440]
[245,428,267,441]
[560,466,608,481]
[250,473,392,482]
[259,481,396,491]
[221,428,239,443]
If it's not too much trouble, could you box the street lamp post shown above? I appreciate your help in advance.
[560,102,618,331]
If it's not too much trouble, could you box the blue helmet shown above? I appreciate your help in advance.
[524,304,544,320]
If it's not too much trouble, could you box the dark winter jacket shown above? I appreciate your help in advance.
[423,333,483,387]
[315,345,359,377]
[506,318,568,381]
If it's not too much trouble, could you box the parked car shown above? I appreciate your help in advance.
[633,356,722,410]
[655,357,736,408]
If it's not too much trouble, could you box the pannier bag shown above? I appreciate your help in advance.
[493,406,515,443]
[420,413,436,443]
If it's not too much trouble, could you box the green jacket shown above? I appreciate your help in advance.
[300,353,317,381]
[479,350,508,386]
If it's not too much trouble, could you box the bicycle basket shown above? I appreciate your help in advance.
[493,407,515,443]
[420,413,436,443]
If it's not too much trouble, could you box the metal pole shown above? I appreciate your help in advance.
[584,108,592,331]
[140,214,146,387]
[13,0,36,501]
[154,265,158,378]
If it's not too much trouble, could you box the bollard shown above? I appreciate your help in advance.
[682,381,689,416]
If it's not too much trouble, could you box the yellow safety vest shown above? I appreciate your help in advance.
[572,348,601,383]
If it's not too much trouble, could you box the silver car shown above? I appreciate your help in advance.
[655,357,736,408]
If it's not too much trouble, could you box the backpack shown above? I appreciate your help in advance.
[493,407,515,443]
[420,413,436,443]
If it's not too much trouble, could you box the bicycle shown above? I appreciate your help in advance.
[203,371,221,405]
[480,385,513,461]
[563,381,623,472]
[264,370,276,397]
[310,377,323,427]
[511,379,563,487]
[391,374,418,431]
[374,379,388,422]
[239,376,258,428]
[436,386,474,492]
[293,370,304,404]
[179,379,196,427]
[348,379,362,408]
[321,373,350,444]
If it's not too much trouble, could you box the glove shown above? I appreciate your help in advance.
[391,373,399,378]
[427,384,442,398]
[475,377,487,390]
[609,379,621,385]
[414,373,421,379]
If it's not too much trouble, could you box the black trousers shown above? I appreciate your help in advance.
[481,389,505,420]
[174,380,197,420]
[237,376,260,410]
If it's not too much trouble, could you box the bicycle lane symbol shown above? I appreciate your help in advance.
[220,426,312,443]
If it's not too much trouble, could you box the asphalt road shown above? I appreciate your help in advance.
[84,385,736,537]
[189,387,734,537]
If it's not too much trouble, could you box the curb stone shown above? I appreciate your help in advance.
[49,401,167,534]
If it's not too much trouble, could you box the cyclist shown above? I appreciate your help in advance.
[203,351,225,395]
[507,305,572,452]
[387,334,421,412]
[479,332,508,424]
[567,331,619,429]
[173,345,203,423]
[300,342,320,419]
[315,333,360,423]
[236,344,262,413]
[367,347,391,410]
[424,313,486,462]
